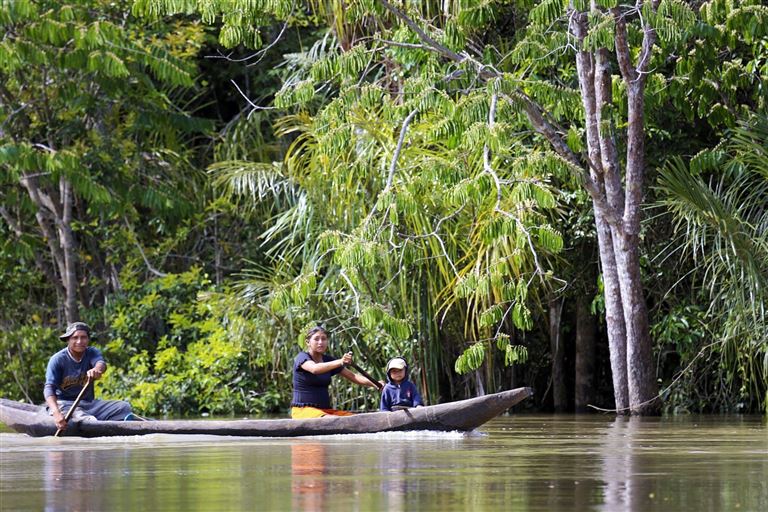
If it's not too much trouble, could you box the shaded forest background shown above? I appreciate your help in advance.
[1,0,766,416]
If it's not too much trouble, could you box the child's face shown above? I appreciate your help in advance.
[389,367,405,383]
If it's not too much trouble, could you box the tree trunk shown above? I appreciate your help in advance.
[575,294,596,412]
[549,296,567,412]
[58,178,79,323]
[474,369,486,397]
[21,174,80,323]
[572,11,629,412]
[568,6,658,414]
[595,209,630,411]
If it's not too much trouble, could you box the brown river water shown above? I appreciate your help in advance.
[1,414,766,511]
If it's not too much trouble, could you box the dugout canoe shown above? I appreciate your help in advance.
[0,387,532,438]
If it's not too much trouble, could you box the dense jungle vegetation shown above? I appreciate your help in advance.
[1,0,766,416]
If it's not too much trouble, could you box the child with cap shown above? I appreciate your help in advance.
[380,357,424,411]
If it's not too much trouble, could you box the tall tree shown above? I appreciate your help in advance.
[0,0,206,322]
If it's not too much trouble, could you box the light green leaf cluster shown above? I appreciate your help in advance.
[503,342,528,366]
[275,79,316,108]
[494,332,529,366]
[480,216,517,244]
[87,50,129,77]
[269,272,317,313]
[457,0,497,29]
[132,0,293,48]
[510,180,557,209]
[644,0,696,47]
[0,0,37,24]
[347,0,383,22]
[443,20,467,51]
[219,24,261,49]
[511,301,533,330]
[525,82,582,121]
[582,11,614,51]
[454,341,486,374]
[529,0,567,28]
[360,305,411,341]
[724,4,768,44]
[334,237,381,270]
[479,303,504,327]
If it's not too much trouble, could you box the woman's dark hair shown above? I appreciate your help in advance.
[306,325,328,340]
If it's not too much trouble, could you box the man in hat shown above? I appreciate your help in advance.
[45,322,134,430]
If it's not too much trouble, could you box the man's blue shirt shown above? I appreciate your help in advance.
[45,347,104,401]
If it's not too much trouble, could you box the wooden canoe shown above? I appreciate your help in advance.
[0,387,533,438]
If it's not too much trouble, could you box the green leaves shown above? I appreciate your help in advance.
[656,114,768,411]
[360,305,411,341]
[529,0,567,28]
[454,337,529,374]
[454,341,486,374]
[87,50,129,77]
[269,273,317,313]
[0,0,37,24]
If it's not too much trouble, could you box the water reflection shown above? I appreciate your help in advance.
[44,450,108,512]
[1,416,765,512]
[291,442,327,511]
[378,442,410,512]
[599,416,646,511]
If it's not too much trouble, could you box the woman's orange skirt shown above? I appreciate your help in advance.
[290,406,355,419]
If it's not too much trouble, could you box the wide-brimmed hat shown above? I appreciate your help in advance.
[386,357,407,372]
[59,322,90,340]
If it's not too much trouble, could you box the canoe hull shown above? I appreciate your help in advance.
[0,387,533,438]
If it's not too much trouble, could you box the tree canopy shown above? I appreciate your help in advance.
[1,0,765,416]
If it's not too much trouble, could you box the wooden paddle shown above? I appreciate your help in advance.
[349,361,383,390]
[54,376,92,437]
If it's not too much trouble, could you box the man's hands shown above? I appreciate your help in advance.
[46,395,68,430]
[52,409,67,430]
[87,363,106,381]
[86,367,102,380]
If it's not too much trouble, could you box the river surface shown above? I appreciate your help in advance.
[1,414,766,511]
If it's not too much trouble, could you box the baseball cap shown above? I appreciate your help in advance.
[386,357,407,372]
[59,322,91,340]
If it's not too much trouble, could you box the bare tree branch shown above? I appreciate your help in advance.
[385,109,419,191]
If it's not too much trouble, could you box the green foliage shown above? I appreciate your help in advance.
[455,341,486,374]
[100,268,283,416]
[0,0,212,331]
[651,304,708,363]
[0,326,60,403]
[656,113,768,412]
[670,0,768,127]
[4,0,766,415]
[455,337,529,374]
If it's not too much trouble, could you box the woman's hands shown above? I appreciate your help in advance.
[340,352,353,367]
